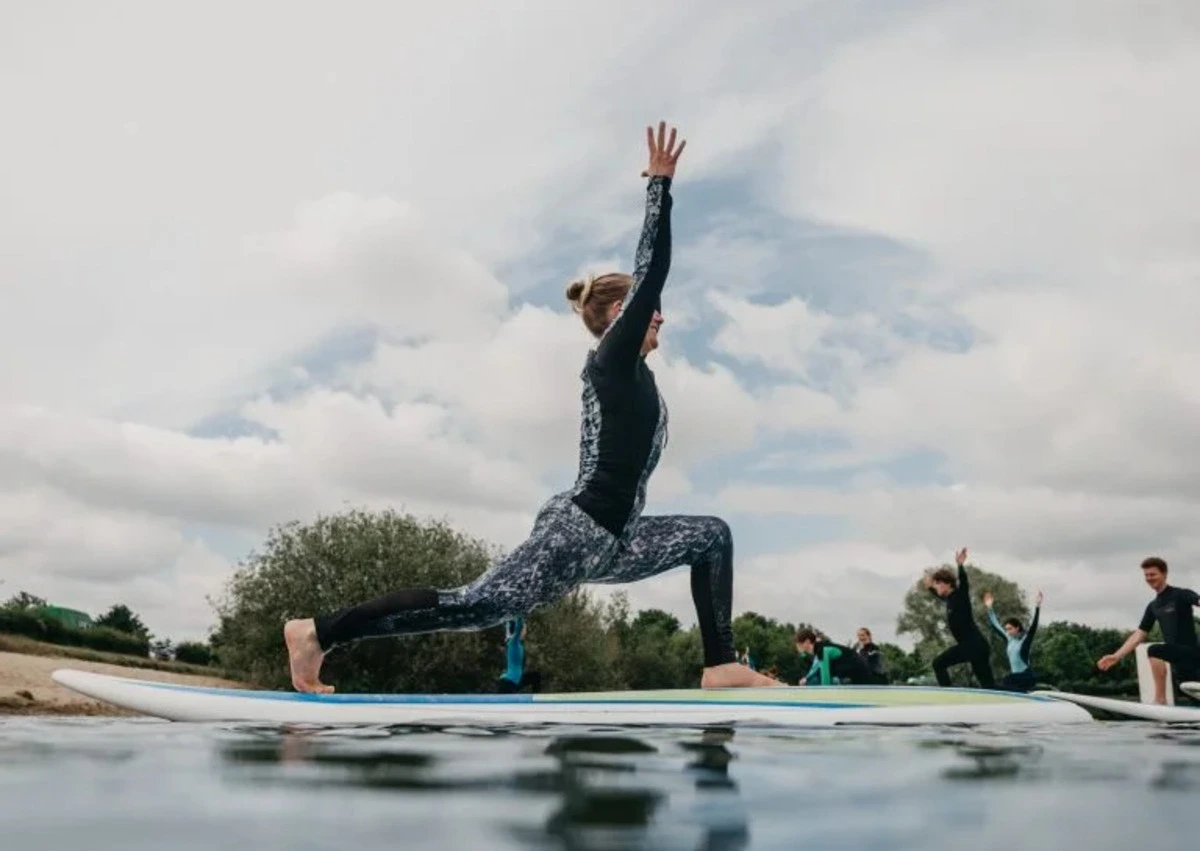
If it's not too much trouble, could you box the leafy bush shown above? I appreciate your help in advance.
[173,641,214,666]
[213,507,535,692]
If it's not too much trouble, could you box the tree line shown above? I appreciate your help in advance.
[201,506,1149,696]
[1,507,1162,695]
[0,593,213,665]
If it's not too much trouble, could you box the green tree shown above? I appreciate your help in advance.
[95,604,151,639]
[3,591,47,611]
[878,642,925,683]
[896,560,1030,686]
[174,641,214,666]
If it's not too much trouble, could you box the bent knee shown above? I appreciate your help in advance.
[701,516,732,547]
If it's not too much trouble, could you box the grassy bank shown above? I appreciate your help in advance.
[0,633,242,681]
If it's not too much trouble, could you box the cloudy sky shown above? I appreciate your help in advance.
[3,0,1198,649]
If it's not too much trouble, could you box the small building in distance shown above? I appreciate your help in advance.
[33,605,95,631]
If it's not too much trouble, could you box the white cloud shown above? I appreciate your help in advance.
[3,0,1199,652]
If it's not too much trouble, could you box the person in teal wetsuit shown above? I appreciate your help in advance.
[794,628,881,685]
[983,588,1042,692]
[497,617,541,694]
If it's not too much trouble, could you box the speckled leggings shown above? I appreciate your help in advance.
[313,493,738,667]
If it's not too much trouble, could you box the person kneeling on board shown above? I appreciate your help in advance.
[983,588,1042,692]
[794,628,885,686]
[924,547,995,689]
[1096,556,1200,705]
[496,617,541,694]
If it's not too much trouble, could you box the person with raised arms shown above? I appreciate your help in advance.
[282,122,778,694]
[924,547,995,689]
[1097,556,1200,705]
[983,588,1042,692]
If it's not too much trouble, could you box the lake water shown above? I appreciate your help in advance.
[1,717,1196,850]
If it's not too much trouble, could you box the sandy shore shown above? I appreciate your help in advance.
[0,650,246,716]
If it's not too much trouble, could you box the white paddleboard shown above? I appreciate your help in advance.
[1182,682,1200,700]
[1035,689,1200,722]
[52,669,1091,727]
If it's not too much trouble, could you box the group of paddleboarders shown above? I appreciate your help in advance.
[279,121,1200,705]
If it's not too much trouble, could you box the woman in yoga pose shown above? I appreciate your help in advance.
[284,122,778,693]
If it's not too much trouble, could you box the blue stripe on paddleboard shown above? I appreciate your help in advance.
[105,678,883,708]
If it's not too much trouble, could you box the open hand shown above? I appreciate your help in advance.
[1097,654,1119,671]
[982,591,994,608]
[642,121,686,179]
[1035,588,1044,606]
[955,547,968,566]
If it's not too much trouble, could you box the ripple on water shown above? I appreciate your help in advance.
[0,717,1197,850]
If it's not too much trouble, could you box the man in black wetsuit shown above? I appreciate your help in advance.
[924,547,995,689]
[1097,556,1200,705]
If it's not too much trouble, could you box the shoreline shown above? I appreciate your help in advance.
[0,644,246,717]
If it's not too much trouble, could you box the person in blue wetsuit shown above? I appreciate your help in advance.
[984,588,1042,692]
[496,618,541,694]
[281,122,778,694]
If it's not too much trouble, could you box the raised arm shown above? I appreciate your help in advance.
[986,607,1007,640]
[955,547,970,594]
[1020,603,1040,663]
[594,123,685,373]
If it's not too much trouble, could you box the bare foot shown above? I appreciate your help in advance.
[701,662,785,688]
[284,618,334,694]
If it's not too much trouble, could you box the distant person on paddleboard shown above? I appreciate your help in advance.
[794,628,884,686]
[852,627,889,684]
[924,548,995,689]
[283,122,778,694]
[1096,556,1200,705]
[983,588,1041,692]
[496,618,541,694]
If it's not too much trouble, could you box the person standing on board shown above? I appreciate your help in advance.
[924,547,995,689]
[282,122,779,695]
[1096,556,1200,704]
[496,618,541,694]
[983,588,1042,692]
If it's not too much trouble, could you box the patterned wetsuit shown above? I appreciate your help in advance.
[313,176,739,668]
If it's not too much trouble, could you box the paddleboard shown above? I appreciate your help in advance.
[1181,682,1200,700]
[1035,689,1200,722]
[52,669,1091,727]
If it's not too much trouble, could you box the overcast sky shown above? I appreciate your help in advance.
[3,0,1198,649]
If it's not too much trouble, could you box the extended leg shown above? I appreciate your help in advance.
[932,644,968,687]
[285,495,615,692]
[590,513,777,687]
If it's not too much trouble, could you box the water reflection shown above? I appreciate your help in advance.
[215,724,751,850]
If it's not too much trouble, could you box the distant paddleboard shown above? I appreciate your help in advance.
[1181,682,1200,701]
[52,669,1091,727]
[1036,689,1200,722]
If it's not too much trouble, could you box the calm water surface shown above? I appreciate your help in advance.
[1,717,1197,850]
